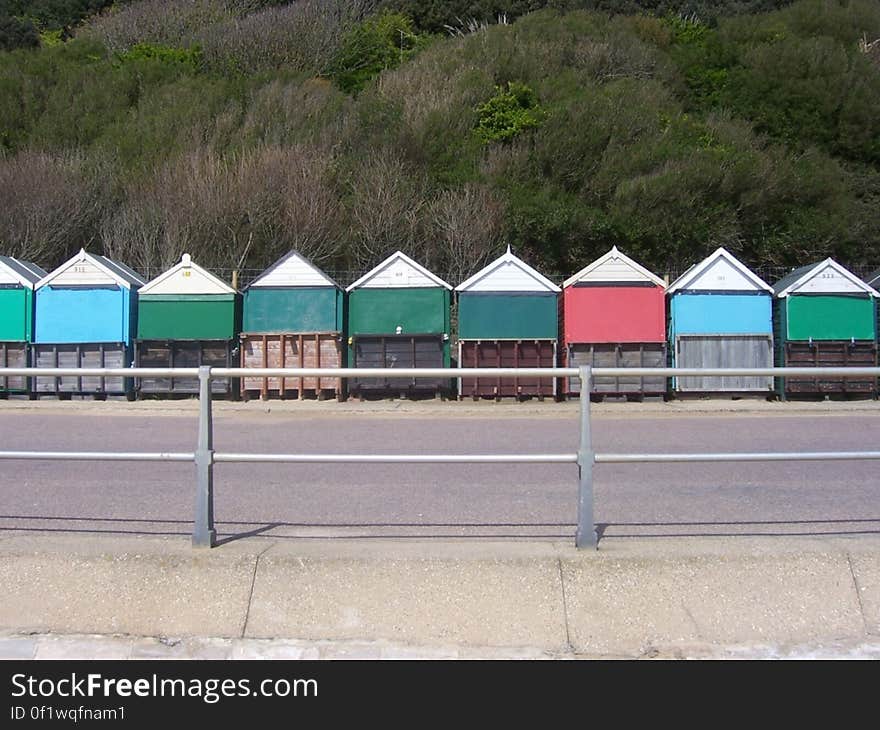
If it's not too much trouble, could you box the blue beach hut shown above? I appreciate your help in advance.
[667,247,774,394]
[33,249,144,396]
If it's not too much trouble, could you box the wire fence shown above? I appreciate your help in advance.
[133,263,880,290]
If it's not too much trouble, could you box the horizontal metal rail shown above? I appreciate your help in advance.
[0,451,194,462]
[216,367,880,378]
[213,453,577,464]
[2,367,880,378]
[596,451,880,464]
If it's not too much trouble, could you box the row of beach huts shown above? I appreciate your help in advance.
[0,245,878,401]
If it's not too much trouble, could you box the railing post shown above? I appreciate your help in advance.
[576,365,598,548]
[193,366,216,548]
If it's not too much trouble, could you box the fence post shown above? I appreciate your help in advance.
[576,365,598,548]
[192,366,216,548]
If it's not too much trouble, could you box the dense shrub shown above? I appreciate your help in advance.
[0,0,877,278]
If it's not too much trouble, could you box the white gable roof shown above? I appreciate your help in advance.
[347,251,451,291]
[774,258,879,298]
[456,247,559,293]
[563,246,665,289]
[36,249,144,290]
[248,250,339,289]
[139,254,235,295]
[667,247,772,294]
[0,256,46,288]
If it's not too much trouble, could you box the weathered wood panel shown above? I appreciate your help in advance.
[351,335,448,395]
[458,340,557,398]
[784,341,877,395]
[675,335,773,392]
[34,343,128,394]
[240,332,343,399]
[136,340,236,395]
[566,343,666,395]
[0,341,28,392]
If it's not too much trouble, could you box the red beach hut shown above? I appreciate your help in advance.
[562,247,667,397]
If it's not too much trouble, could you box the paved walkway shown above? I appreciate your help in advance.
[1,533,878,659]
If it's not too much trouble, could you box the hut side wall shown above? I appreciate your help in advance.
[674,334,774,391]
[137,295,240,340]
[136,340,237,395]
[783,295,875,341]
[0,341,29,391]
[243,287,342,333]
[351,335,450,393]
[563,286,665,344]
[0,288,30,341]
[35,287,133,344]
[33,342,130,394]
[458,340,557,398]
[240,332,344,397]
[458,292,557,340]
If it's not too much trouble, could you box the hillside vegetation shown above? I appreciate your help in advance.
[0,0,878,282]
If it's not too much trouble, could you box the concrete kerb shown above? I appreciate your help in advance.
[0,396,878,420]
[0,533,878,659]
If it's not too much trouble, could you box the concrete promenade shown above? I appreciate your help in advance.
[1,533,878,660]
[1,395,878,659]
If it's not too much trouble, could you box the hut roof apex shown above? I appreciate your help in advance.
[0,256,47,288]
[667,247,772,294]
[563,247,665,289]
[246,250,340,290]
[139,254,236,295]
[36,250,144,290]
[455,248,560,293]
[347,251,451,291]
[773,258,879,298]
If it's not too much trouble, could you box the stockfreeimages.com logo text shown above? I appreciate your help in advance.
[11,673,317,704]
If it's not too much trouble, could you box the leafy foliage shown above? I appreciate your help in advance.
[117,42,204,70]
[474,81,546,143]
[329,10,430,93]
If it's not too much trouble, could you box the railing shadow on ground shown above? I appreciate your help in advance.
[1,515,879,546]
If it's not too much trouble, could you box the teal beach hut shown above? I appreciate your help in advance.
[241,250,346,400]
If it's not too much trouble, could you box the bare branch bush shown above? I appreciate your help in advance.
[376,43,491,134]
[85,0,380,73]
[424,183,506,284]
[199,1,380,74]
[102,144,344,276]
[0,150,110,267]
[240,77,355,149]
[341,148,429,270]
[83,0,234,53]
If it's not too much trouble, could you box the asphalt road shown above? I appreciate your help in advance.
[0,405,878,543]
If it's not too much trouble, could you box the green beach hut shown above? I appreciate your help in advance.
[135,253,241,396]
[346,251,452,398]
[240,250,346,400]
[455,247,560,400]
[0,256,47,393]
[774,258,879,397]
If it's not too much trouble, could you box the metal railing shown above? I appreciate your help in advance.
[1,365,879,549]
